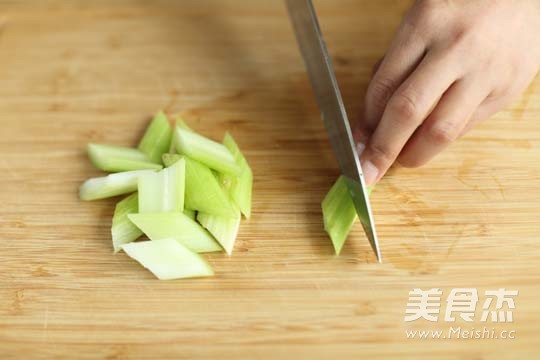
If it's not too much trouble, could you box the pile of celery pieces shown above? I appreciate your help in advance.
[79,111,252,280]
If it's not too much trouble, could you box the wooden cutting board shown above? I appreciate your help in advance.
[1,1,539,358]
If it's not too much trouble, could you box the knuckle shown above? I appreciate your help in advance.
[368,141,398,166]
[367,78,395,111]
[389,90,421,124]
[410,0,442,28]
[427,122,458,145]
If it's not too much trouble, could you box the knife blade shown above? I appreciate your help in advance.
[286,0,381,262]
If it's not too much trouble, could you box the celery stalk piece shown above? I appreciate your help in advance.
[138,159,185,213]
[197,210,240,255]
[183,209,196,220]
[111,193,142,253]
[168,117,192,153]
[128,213,222,253]
[219,133,253,219]
[174,127,241,176]
[164,153,236,216]
[184,157,237,217]
[138,111,173,164]
[122,238,214,280]
[321,176,357,255]
[87,144,162,172]
[162,153,183,167]
[79,170,155,201]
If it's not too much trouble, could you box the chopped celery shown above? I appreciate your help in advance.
[79,170,155,201]
[162,153,183,167]
[174,127,241,176]
[321,176,357,255]
[128,213,222,253]
[197,211,240,255]
[168,117,192,153]
[112,193,142,253]
[122,238,214,280]
[87,144,162,172]
[219,133,253,219]
[163,153,236,216]
[184,157,237,217]
[138,111,173,164]
[138,159,185,213]
[183,209,196,220]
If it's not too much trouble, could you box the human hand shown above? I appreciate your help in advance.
[355,0,540,185]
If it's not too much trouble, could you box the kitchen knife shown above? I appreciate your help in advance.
[286,0,381,262]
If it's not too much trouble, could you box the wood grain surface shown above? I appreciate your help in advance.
[1,1,539,358]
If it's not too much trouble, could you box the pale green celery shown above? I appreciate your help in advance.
[168,117,192,153]
[197,210,240,255]
[162,153,183,167]
[164,153,235,216]
[122,238,214,280]
[111,193,142,253]
[219,133,253,219]
[79,170,155,201]
[87,144,162,172]
[128,213,222,253]
[184,157,237,217]
[183,209,196,220]
[138,111,173,164]
[321,176,357,255]
[138,159,185,213]
[174,127,241,176]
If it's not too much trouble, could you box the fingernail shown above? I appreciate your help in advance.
[362,160,379,186]
[356,142,366,156]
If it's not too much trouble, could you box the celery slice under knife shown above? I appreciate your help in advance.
[122,238,214,280]
[138,111,173,164]
[79,170,155,201]
[112,193,142,253]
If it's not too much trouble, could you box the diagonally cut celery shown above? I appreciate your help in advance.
[322,176,374,255]
[138,159,185,213]
[183,209,196,220]
[112,193,142,253]
[128,213,222,253]
[168,117,193,153]
[219,133,253,219]
[122,238,214,280]
[197,210,241,255]
[174,127,241,176]
[88,144,162,172]
[79,170,155,201]
[138,111,173,164]
[163,153,236,217]
[184,157,237,217]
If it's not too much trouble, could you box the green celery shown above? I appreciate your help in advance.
[219,133,253,219]
[184,157,237,217]
[128,212,222,253]
[163,153,236,217]
[197,210,240,255]
[183,209,196,220]
[122,238,214,280]
[138,111,173,164]
[138,158,185,213]
[87,143,162,172]
[79,170,155,201]
[168,117,192,153]
[174,127,241,176]
[111,193,142,253]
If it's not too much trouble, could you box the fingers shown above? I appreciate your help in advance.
[398,79,488,167]
[355,22,427,144]
[360,51,460,185]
